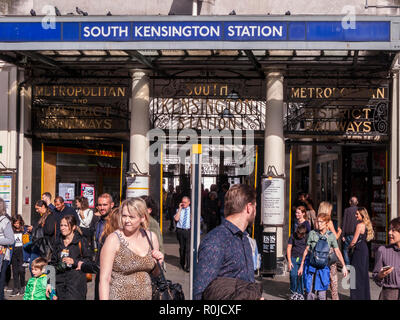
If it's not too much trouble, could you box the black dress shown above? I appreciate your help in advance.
[350,231,371,300]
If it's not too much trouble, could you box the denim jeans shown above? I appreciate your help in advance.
[290,256,304,294]
[0,260,9,300]
[342,235,354,266]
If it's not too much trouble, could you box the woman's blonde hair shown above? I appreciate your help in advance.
[118,198,149,230]
[357,207,374,242]
[317,201,333,216]
[316,211,331,223]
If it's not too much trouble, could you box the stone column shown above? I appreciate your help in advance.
[264,70,285,175]
[128,69,150,197]
[390,56,400,220]
[263,68,286,273]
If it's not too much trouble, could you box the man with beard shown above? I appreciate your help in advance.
[194,184,258,300]
[78,193,114,300]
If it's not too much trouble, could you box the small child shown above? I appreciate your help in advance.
[10,215,27,296]
[21,222,32,267]
[287,224,308,300]
[23,257,57,300]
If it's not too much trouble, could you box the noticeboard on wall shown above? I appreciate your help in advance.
[0,174,14,215]
[59,183,75,206]
[126,176,150,198]
[261,177,285,226]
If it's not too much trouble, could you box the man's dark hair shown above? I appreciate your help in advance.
[42,192,52,200]
[54,196,64,203]
[224,184,256,217]
[141,195,159,220]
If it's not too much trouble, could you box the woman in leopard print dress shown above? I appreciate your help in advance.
[99,198,164,300]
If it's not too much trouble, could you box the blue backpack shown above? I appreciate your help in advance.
[310,232,331,269]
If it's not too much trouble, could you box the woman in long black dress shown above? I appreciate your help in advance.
[349,207,374,300]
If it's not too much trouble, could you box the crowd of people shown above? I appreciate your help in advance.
[287,193,400,300]
[0,193,164,300]
[0,185,400,300]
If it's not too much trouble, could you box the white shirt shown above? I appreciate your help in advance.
[14,232,23,247]
[77,208,94,228]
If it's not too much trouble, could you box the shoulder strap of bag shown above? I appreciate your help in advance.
[78,240,84,258]
[142,229,166,281]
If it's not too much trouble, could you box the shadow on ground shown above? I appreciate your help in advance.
[261,278,290,300]
[165,253,181,269]
[260,276,351,300]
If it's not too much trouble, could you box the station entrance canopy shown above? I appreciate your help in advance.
[0,15,398,51]
[0,16,396,80]
[0,15,396,143]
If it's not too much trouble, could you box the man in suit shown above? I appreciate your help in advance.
[341,196,359,266]
[174,196,191,272]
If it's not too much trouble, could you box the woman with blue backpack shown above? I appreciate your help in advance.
[318,201,342,300]
[298,211,348,300]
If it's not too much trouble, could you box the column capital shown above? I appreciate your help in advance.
[129,69,151,80]
[262,66,286,78]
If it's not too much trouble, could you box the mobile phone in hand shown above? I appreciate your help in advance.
[381,265,392,271]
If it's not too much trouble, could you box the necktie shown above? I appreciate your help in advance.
[182,208,189,229]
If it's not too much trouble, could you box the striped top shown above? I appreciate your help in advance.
[176,206,191,229]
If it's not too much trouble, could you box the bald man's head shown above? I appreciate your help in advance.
[350,197,358,206]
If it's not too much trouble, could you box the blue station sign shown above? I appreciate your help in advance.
[0,20,391,42]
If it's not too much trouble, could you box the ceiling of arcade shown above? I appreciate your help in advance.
[0,49,394,83]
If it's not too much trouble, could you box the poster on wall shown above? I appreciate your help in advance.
[261,177,285,226]
[59,183,75,206]
[0,175,12,214]
[81,184,95,208]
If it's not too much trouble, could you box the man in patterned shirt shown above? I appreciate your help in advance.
[194,184,257,300]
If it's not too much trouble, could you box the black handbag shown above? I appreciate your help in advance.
[143,229,185,300]
[31,226,53,260]
[348,245,356,257]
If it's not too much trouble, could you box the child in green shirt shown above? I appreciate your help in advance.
[23,257,57,300]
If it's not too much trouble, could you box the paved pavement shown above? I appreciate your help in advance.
[4,224,382,301]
